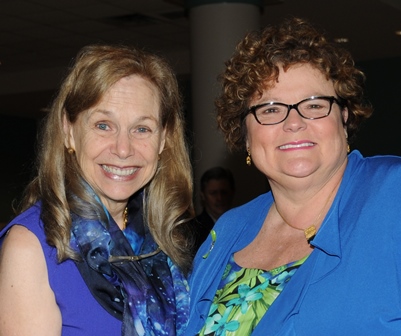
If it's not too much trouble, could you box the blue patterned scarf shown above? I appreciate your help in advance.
[69,191,189,335]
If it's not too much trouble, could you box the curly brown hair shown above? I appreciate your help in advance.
[216,17,373,151]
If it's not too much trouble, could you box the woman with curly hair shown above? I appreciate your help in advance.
[187,17,401,335]
[0,44,194,335]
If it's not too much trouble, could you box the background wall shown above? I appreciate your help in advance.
[354,57,401,156]
[1,114,38,224]
[1,56,400,225]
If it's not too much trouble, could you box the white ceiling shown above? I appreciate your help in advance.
[0,0,400,96]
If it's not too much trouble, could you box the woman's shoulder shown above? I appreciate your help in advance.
[0,203,56,267]
[1,224,43,256]
[220,192,272,221]
[349,150,401,178]
[211,192,272,239]
[0,225,46,275]
[1,203,43,239]
[0,222,61,335]
[351,150,401,166]
[342,151,401,204]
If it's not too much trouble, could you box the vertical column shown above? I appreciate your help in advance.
[187,0,268,211]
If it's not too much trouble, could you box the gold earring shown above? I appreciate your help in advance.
[67,147,75,154]
[246,149,251,166]
[346,135,350,153]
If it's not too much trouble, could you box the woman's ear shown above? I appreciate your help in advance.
[158,128,166,155]
[340,107,349,142]
[63,114,75,150]
[342,106,349,124]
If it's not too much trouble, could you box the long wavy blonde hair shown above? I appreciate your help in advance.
[18,44,195,273]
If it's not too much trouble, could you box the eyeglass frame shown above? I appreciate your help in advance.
[247,95,345,126]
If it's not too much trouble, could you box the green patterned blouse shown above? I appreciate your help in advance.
[197,254,308,335]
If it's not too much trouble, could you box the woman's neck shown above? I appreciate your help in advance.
[269,157,347,237]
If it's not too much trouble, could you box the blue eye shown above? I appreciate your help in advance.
[137,127,149,133]
[132,126,154,139]
[97,123,109,131]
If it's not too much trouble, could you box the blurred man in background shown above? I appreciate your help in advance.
[194,166,235,251]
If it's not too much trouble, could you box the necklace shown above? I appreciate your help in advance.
[274,179,341,243]
[123,206,128,230]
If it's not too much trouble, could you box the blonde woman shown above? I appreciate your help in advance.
[0,44,194,336]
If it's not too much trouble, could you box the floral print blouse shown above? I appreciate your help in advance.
[197,254,307,335]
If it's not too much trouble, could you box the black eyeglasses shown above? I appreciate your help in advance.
[247,96,343,126]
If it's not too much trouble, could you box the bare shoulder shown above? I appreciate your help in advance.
[0,224,47,276]
[0,224,45,274]
[2,223,42,251]
[0,224,62,335]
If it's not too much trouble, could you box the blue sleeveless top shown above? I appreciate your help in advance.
[0,203,121,335]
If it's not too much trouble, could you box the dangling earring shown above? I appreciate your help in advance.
[347,144,350,153]
[67,147,75,154]
[246,149,251,166]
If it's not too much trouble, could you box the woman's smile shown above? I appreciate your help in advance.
[101,164,138,179]
[278,141,316,151]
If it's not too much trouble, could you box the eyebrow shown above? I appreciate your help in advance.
[91,109,158,121]
[262,94,329,103]
[91,108,112,116]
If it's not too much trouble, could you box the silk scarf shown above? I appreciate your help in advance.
[69,190,189,335]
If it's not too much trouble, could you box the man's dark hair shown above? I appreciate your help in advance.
[200,167,235,192]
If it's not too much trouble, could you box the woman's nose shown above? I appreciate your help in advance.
[282,107,307,132]
[112,131,133,159]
